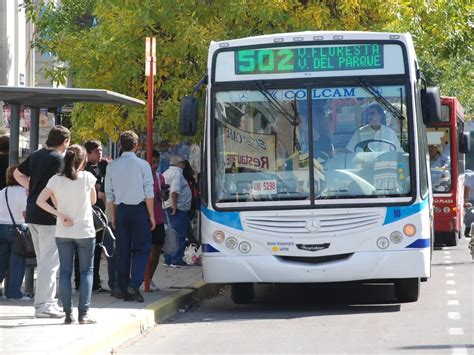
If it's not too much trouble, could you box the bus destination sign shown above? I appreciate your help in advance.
[235,44,384,74]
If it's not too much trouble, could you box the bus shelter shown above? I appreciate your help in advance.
[0,86,144,164]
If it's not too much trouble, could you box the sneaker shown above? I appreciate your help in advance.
[35,307,65,318]
[64,312,75,324]
[94,287,110,294]
[52,303,63,312]
[125,287,144,303]
[170,263,189,269]
[78,313,96,324]
[140,281,160,292]
[7,296,32,302]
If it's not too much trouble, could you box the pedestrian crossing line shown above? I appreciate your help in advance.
[444,255,452,259]
[445,272,455,277]
[443,251,451,254]
[451,345,469,355]
[444,260,453,264]
[448,328,464,335]
[447,299,459,306]
[447,312,461,320]
[446,266,454,270]
[447,290,457,295]
[446,280,456,285]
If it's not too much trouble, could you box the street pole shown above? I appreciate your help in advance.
[144,36,156,293]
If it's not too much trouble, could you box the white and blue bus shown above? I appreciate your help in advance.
[180,31,442,303]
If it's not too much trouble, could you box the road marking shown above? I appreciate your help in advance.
[447,290,457,295]
[447,312,461,320]
[446,266,454,270]
[445,272,455,277]
[451,345,468,355]
[444,255,452,259]
[446,280,456,285]
[444,260,453,264]
[443,251,450,254]
[448,328,464,335]
[448,300,459,306]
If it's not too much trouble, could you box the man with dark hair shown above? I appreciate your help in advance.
[0,135,9,190]
[105,131,155,302]
[14,125,70,318]
[74,140,111,293]
[346,103,402,152]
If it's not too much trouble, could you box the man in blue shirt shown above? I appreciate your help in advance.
[105,131,155,302]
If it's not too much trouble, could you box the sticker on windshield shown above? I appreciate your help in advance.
[252,180,277,195]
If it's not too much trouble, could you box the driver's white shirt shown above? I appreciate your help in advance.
[346,124,402,152]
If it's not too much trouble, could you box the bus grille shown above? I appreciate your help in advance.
[277,253,353,264]
[241,210,384,235]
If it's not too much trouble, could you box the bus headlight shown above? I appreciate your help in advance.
[239,241,251,254]
[213,230,225,243]
[390,231,403,244]
[434,207,442,213]
[403,224,416,237]
[225,237,238,249]
[443,206,451,213]
[376,237,389,249]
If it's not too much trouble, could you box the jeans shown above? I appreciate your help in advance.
[116,203,151,293]
[56,237,95,315]
[0,224,26,299]
[164,209,188,265]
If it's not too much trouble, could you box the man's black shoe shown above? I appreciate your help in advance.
[110,288,123,299]
[126,287,144,303]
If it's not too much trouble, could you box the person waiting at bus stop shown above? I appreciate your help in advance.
[105,131,155,302]
[346,103,402,152]
[163,156,192,268]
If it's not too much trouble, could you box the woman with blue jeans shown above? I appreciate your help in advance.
[37,145,97,324]
[0,165,27,299]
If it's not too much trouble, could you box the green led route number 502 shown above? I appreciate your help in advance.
[237,49,294,73]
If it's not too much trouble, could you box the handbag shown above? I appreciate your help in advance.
[162,208,178,255]
[5,188,36,258]
[91,205,116,257]
[92,205,107,232]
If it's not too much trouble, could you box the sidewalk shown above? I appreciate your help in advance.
[0,261,222,355]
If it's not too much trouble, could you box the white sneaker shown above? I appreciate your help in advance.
[35,307,65,318]
[139,281,160,292]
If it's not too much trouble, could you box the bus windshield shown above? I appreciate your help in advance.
[213,84,411,204]
[427,127,452,192]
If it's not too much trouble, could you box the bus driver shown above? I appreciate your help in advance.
[346,103,402,152]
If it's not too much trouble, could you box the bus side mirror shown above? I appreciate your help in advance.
[460,132,471,154]
[422,86,442,124]
[179,96,199,136]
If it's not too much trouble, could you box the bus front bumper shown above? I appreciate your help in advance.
[202,250,430,283]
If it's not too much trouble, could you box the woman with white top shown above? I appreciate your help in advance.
[37,145,97,324]
[0,165,28,300]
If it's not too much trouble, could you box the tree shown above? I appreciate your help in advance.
[23,0,473,143]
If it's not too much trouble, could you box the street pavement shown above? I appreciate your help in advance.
[0,261,220,355]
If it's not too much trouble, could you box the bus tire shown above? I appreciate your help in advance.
[394,278,420,302]
[231,283,255,304]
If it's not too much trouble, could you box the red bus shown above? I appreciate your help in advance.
[427,97,470,246]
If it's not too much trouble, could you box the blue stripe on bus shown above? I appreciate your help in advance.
[384,199,428,225]
[201,206,243,231]
[405,238,430,248]
[202,243,220,253]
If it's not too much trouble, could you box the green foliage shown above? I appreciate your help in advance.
[23,0,473,143]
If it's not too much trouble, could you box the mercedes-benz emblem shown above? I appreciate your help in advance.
[239,92,248,102]
[305,218,320,232]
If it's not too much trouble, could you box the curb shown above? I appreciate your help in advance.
[147,281,224,323]
[76,281,224,355]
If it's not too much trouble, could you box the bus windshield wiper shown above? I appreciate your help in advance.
[254,82,298,126]
[358,78,406,121]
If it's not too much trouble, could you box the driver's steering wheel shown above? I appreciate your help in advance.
[354,138,397,152]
